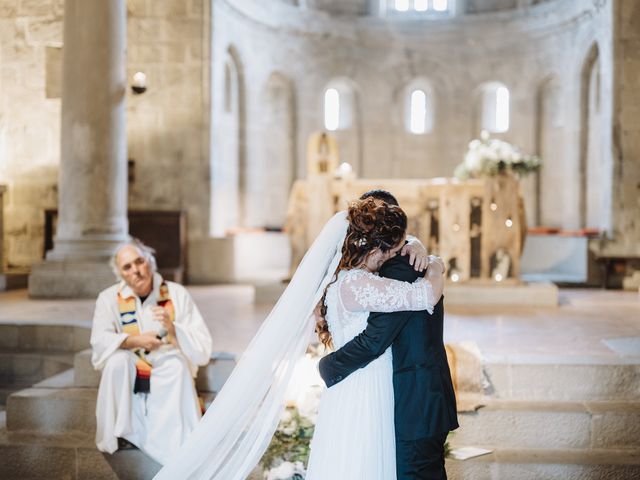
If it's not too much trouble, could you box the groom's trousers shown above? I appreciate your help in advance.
[396,432,448,480]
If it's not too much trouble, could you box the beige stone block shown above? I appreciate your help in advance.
[126,0,149,17]
[165,19,201,41]
[0,325,19,349]
[620,0,640,39]
[0,445,77,480]
[1,34,33,64]
[187,38,203,61]
[151,0,188,17]
[591,410,640,448]
[26,18,62,44]
[18,0,56,17]
[129,44,163,64]
[45,45,62,98]
[0,0,17,17]
[1,65,20,90]
[163,43,187,63]
[161,65,184,86]
[129,18,165,43]
[189,0,204,17]
[183,65,204,89]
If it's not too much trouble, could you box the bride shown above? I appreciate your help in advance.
[154,197,443,480]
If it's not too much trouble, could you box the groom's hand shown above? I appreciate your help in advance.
[401,236,428,271]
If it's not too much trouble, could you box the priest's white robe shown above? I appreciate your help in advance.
[91,273,212,464]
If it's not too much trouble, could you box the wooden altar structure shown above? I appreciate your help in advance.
[285,134,526,284]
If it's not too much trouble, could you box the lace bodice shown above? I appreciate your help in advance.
[325,269,435,350]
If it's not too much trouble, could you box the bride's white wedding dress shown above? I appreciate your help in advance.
[305,268,435,480]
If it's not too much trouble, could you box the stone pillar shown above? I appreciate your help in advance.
[0,185,6,288]
[29,0,128,298]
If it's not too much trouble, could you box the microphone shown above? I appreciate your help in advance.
[156,327,168,341]
[144,328,169,354]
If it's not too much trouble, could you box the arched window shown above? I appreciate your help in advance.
[395,0,409,11]
[323,80,356,131]
[324,88,340,131]
[410,90,427,133]
[402,79,434,134]
[479,82,510,133]
[388,0,450,14]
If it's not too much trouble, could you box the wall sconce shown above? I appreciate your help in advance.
[131,71,147,94]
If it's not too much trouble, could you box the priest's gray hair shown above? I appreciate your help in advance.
[110,238,158,280]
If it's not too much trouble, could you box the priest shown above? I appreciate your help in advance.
[90,239,212,464]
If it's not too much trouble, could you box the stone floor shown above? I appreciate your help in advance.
[0,286,638,361]
[1,285,639,479]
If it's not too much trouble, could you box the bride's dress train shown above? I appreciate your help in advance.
[306,269,434,480]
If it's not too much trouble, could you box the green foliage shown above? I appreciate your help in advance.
[260,406,316,471]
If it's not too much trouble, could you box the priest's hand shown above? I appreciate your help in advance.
[122,332,163,351]
[151,306,176,339]
[401,236,428,271]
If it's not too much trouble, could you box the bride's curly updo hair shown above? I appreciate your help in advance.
[316,197,408,349]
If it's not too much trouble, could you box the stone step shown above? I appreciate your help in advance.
[0,351,74,387]
[7,386,97,434]
[483,358,640,401]
[444,447,640,480]
[452,399,640,451]
[0,410,162,480]
[0,323,90,353]
[73,348,237,393]
[6,368,217,435]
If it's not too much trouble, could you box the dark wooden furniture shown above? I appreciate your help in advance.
[44,210,187,283]
[594,253,640,289]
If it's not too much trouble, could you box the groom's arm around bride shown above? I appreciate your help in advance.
[318,253,458,480]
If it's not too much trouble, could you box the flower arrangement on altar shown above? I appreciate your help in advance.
[454,130,541,180]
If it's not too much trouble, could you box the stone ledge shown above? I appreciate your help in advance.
[484,361,640,401]
[454,399,640,450]
[6,387,97,434]
[74,348,236,393]
[0,324,90,353]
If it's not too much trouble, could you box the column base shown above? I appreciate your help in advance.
[28,260,117,298]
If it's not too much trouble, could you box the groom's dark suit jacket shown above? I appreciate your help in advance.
[318,254,459,441]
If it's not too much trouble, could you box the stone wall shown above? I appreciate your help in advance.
[0,0,211,274]
[126,0,211,270]
[210,0,615,233]
[0,0,63,272]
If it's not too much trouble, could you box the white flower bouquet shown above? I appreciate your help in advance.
[454,130,541,180]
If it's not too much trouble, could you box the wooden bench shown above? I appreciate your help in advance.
[44,209,187,283]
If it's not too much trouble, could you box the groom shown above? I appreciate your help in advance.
[318,190,458,480]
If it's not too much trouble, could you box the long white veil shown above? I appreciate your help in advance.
[154,211,348,480]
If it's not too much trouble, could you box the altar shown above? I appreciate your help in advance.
[284,133,558,306]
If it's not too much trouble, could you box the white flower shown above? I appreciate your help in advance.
[468,139,481,150]
[480,130,490,141]
[281,419,298,436]
[266,461,306,480]
[280,409,293,424]
[464,150,482,172]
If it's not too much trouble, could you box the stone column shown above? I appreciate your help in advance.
[0,185,5,290]
[29,0,128,298]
